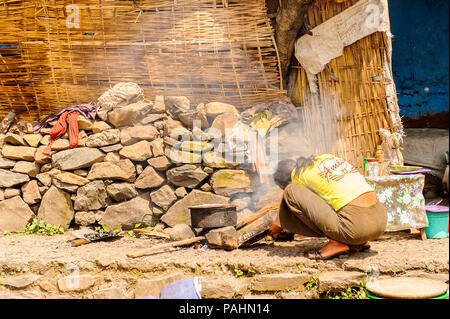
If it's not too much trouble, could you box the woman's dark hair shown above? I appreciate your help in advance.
[274,155,316,187]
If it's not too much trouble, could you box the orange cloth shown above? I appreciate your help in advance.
[43,111,79,155]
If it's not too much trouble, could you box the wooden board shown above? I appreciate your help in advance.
[366,277,449,299]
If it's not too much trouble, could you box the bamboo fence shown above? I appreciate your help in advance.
[0,0,284,121]
[291,0,402,172]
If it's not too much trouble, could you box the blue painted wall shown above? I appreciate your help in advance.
[388,0,449,119]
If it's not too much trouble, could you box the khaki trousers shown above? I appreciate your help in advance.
[274,184,387,245]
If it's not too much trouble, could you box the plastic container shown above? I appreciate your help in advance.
[366,289,449,299]
[375,145,384,164]
[424,205,449,239]
[159,277,202,299]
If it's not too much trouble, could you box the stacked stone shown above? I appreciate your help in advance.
[0,84,264,236]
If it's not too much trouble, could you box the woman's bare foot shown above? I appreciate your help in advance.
[308,239,350,260]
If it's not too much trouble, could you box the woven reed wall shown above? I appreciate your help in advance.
[0,0,284,121]
[291,0,399,172]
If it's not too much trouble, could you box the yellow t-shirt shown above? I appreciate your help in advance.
[291,154,374,211]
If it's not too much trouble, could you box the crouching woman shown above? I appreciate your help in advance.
[269,154,387,260]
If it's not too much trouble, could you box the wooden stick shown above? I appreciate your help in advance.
[133,229,170,239]
[127,236,205,258]
[236,202,279,230]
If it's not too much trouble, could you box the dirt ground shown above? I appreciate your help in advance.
[0,229,448,299]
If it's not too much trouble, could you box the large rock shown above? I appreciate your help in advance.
[210,169,253,196]
[85,129,120,148]
[0,196,34,232]
[2,274,41,289]
[120,125,159,146]
[91,121,112,134]
[150,185,177,210]
[74,180,110,211]
[106,183,138,202]
[317,271,367,294]
[98,82,145,111]
[99,196,152,230]
[119,140,153,162]
[134,166,165,189]
[37,186,74,229]
[205,102,238,117]
[52,148,105,171]
[160,190,229,227]
[107,100,152,127]
[166,165,209,188]
[87,159,136,182]
[1,145,36,161]
[21,180,42,205]
[0,168,30,188]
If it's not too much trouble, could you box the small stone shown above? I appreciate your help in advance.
[85,129,121,148]
[164,96,191,117]
[57,275,98,292]
[36,171,53,187]
[91,121,112,134]
[152,95,166,114]
[74,211,97,226]
[104,152,121,162]
[39,134,51,145]
[51,139,70,151]
[0,168,30,188]
[52,179,79,193]
[40,163,52,173]
[11,161,40,178]
[134,166,165,189]
[34,146,52,165]
[120,125,159,146]
[4,188,21,199]
[52,171,90,186]
[150,138,164,157]
[87,159,136,182]
[106,183,138,202]
[175,187,188,198]
[4,133,26,146]
[77,115,94,130]
[119,140,152,162]
[169,224,195,241]
[205,226,238,250]
[1,145,37,161]
[200,183,212,192]
[150,185,177,211]
[100,143,123,153]
[107,100,152,127]
[0,157,16,169]
[147,156,172,171]
[52,148,105,171]
[251,274,310,292]
[73,169,89,177]
[99,196,152,230]
[89,287,127,299]
[168,149,202,164]
[166,165,209,188]
[210,112,240,137]
[0,112,15,134]
[205,102,239,117]
[74,180,110,211]
[21,180,42,205]
[210,169,253,196]
[23,134,42,147]
[141,113,167,124]
[317,271,367,294]
[3,274,41,289]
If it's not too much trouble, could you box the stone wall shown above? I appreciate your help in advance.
[0,83,286,234]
